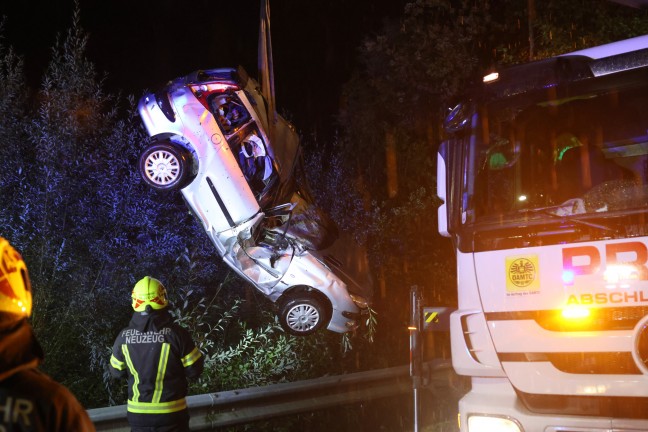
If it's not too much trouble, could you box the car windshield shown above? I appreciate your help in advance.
[470,81,648,223]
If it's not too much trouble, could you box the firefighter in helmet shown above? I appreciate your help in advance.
[109,276,204,432]
[0,236,95,431]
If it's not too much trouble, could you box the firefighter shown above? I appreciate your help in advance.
[0,236,95,431]
[109,276,203,432]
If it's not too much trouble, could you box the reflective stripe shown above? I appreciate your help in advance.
[152,343,170,403]
[122,345,140,402]
[181,347,202,367]
[127,398,187,414]
[110,354,125,370]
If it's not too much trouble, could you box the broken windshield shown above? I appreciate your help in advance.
[470,81,648,224]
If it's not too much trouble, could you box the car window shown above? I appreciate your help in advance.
[208,92,251,136]
[230,126,279,205]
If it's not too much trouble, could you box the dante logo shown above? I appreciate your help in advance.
[506,255,540,293]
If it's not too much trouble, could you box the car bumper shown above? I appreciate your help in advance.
[460,377,648,432]
[327,304,369,334]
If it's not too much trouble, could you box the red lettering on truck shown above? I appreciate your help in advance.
[563,241,648,278]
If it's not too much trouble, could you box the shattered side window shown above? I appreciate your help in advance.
[231,127,279,205]
[208,92,251,135]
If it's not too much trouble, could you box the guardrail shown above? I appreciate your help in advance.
[88,359,453,431]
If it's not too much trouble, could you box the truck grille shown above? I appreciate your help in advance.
[518,391,648,419]
[489,307,648,418]
[487,306,648,332]
[547,352,640,374]
[491,307,648,374]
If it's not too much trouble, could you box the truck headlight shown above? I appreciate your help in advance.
[467,414,522,432]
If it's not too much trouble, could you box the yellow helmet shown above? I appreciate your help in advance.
[131,276,168,312]
[0,237,32,319]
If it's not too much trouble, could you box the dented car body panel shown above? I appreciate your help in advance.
[137,67,370,335]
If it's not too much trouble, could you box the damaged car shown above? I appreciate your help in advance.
[136,67,371,336]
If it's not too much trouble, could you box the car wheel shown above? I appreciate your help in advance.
[279,295,327,336]
[139,141,191,191]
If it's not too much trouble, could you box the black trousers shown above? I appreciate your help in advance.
[130,423,189,432]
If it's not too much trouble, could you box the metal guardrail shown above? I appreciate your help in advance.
[88,360,452,431]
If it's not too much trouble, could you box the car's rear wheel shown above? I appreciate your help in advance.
[279,295,327,336]
[139,141,191,191]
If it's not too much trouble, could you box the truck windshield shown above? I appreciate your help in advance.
[470,81,648,223]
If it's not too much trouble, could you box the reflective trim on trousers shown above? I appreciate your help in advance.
[127,398,187,414]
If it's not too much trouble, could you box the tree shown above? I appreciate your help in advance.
[0,5,368,408]
[328,0,648,365]
[0,6,221,406]
[1,0,644,414]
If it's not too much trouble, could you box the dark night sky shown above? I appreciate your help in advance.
[0,0,410,134]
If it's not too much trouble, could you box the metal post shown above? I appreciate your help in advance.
[409,285,422,432]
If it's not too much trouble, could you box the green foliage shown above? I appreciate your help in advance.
[335,0,648,278]
[0,1,645,422]
[0,5,229,408]
[167,273,351,394]
[0,21,26,144]
[331,2,479,306]
[490,0,648,61]
[0,4,383,410]
[208,321,300,389]
[327,0,648,372]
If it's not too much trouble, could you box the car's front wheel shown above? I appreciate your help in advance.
[139,141,192,191]
[279,295,328,336]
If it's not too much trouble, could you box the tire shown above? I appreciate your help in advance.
[279,295,328,336]
[139,141,192,191]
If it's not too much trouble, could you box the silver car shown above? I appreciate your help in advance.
[137,67,370,336]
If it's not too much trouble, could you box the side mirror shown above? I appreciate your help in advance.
[444,103,473,133]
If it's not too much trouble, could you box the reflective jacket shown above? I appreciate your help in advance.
[0,319,95,431]
[109,309,203,428]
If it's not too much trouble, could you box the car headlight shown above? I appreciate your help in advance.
[467,415,523,432]
[349,294,369,309]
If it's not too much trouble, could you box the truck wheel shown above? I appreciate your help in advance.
[139,141,191,191]
[279,295,327,336]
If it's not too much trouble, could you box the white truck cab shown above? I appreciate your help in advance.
[438,36,648,431]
